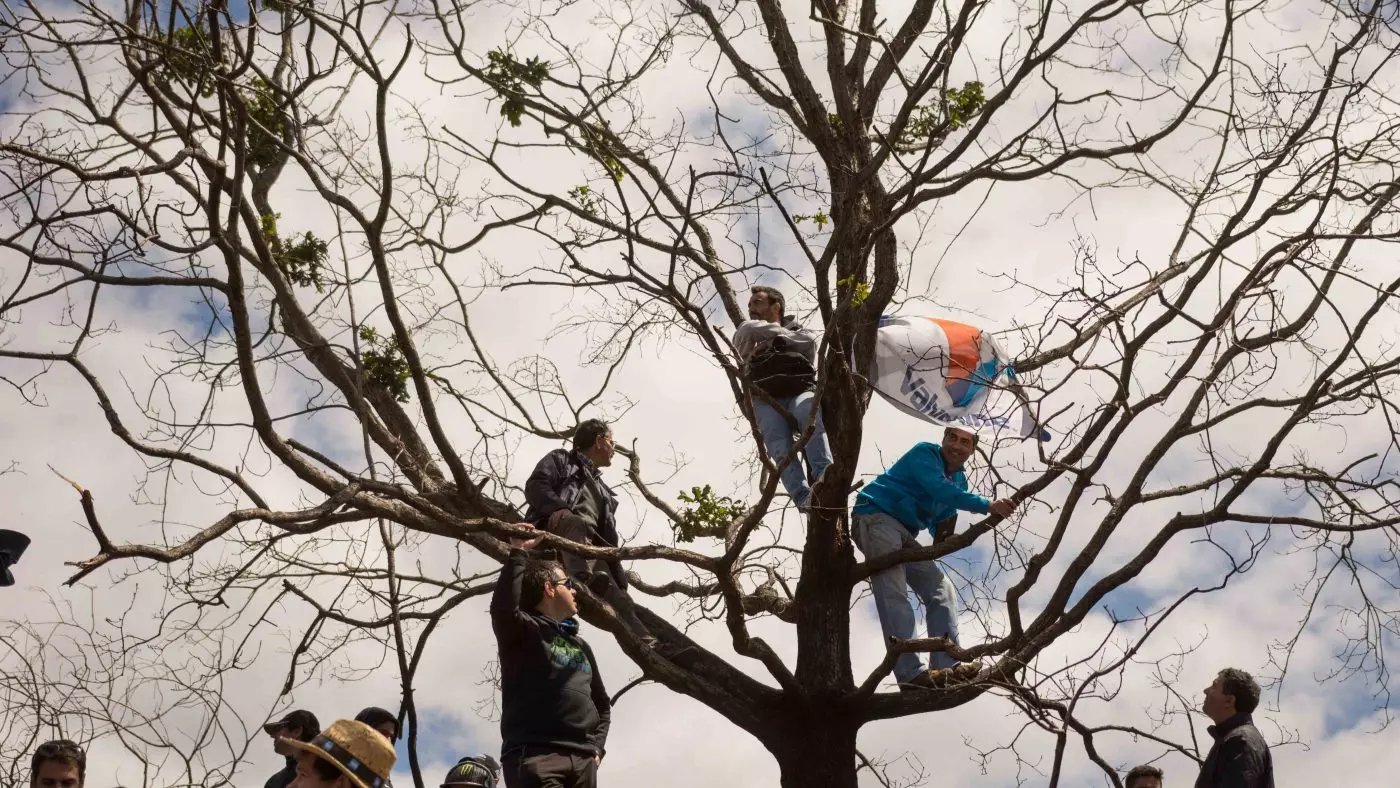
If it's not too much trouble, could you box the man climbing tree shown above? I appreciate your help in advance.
[851,428,1017,690]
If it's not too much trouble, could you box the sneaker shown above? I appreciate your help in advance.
[897,671,939,692]
[899,663,980,691]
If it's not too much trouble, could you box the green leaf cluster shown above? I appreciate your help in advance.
[837,275,871,307]
[568,184,600,216]
[674,485,747,543]
[485,49,549,127]
[902,81,986,145]
[792,212,830,229]
[244,78,288,170]
[357,327,413,403]
[163,25,217,96]
[579,124,625,182]
[259,213,327,292]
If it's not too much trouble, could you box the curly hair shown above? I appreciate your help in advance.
[1217,667,1261,714]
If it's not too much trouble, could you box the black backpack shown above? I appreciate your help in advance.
[747,335,815,398]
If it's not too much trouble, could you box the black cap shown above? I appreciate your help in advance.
[441,756,498,788]
[263,709,321,741]
[0,530,31,587]
[354,707,398,741]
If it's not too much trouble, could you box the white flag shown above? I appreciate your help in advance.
[869,315,1049,441]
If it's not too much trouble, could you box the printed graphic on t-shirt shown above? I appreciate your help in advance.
[547,635,592,673]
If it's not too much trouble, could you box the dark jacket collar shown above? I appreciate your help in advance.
[1208,712,1253,739]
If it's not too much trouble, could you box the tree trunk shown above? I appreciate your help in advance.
[767,711,860,788]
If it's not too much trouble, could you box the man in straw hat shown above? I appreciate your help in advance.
[492,525,610,787]
[264,710,321,788]
[285,719,395,788]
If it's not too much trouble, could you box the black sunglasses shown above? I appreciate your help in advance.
[551,577,575,590]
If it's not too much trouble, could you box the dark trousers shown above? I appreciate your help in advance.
[503,748,598,788]
[547,513,651,639]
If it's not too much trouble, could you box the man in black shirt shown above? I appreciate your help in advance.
[261,709,320,788]
[1195,668,1275,788]
[491,526,610,788]
[524,419,651,642]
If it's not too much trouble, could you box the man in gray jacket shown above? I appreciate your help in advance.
[733,286,833,511]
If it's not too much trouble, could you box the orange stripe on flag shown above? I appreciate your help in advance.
[929,318,982,380]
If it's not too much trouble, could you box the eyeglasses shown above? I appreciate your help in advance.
[551,577,575,590]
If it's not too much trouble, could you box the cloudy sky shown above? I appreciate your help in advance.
[3,0,1400,787]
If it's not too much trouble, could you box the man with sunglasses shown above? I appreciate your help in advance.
[490,526,611,787]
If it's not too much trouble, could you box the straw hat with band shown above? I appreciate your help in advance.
[285,720,396,788]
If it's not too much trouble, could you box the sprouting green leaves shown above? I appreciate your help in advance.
[792,212,830,229]
[674,485,748,543]
[357,327,413,403]
[485,49,550,127]
[902,81,986,146]
[260,213,327,292]
[837,275,871,307]
[568,184,599,215]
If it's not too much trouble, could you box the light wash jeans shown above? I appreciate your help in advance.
[753,390,833,507]
[852,511,961,679]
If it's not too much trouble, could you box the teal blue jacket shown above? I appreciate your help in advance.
[853,442,990,535]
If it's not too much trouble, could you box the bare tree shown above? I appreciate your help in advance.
[3,1,1399,786]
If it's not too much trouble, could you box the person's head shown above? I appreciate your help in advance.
[30,740,85,788]
[1203,667,1261,722]
[519,558,576,620]
[1124,764,1164,788]
[573,419,615,468]
[440,755,500,788]
[352,707,398,743]
[940,427,980,470]
[263,709,321,757]
[748,286,784,323]
[286,720,395,788]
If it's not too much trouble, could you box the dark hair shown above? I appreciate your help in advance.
[519,558,565,610]
[305,752,344,784]
[31,740,85,786]
[750,285,785,315]
[1125,764,1164,788]
[354,707,398,740]
[572,419,611,453]
[1217,667,1261,713]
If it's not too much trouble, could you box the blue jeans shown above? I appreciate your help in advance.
[852,511,961,679]
[753,390,833,507]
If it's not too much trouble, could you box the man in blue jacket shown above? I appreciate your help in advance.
[852,427,1016,690]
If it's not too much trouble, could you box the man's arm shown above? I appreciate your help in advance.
[585,642,611,760]
[489,549,530,641]
[915,449,992,514]
[523,450,572,518]
[1212,735,1266,788]
[733,320,786,362]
